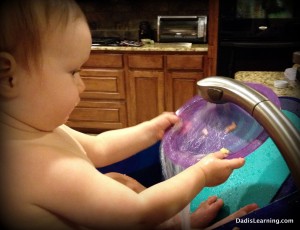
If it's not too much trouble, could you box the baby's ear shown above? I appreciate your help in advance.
[0,52,18,98]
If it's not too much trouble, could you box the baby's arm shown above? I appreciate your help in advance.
[32,143,244,229]
[135,151,245,226]
[61,114,245,228]
[66,112,179,167]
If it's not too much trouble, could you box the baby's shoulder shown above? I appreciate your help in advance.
[3,129,92,176]
[3,128,94,188]
[6,125,86,156]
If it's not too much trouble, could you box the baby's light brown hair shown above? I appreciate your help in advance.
[0,0,87,71]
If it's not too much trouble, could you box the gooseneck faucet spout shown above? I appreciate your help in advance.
[197,77,300,189]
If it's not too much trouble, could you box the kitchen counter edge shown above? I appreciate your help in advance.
[91,43,208,52]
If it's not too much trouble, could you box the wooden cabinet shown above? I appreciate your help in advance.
[165,55,205,111]
[67,53,127,133]
[66,0,219,132]
[67,51,207,132]
[126,55,165,126]
[126,54,205,126]
[67,101,127,131]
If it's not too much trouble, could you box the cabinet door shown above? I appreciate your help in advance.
[68,52,127,132]
[166,55,204,111]
[127,70,164,126]
[67,100,127,132]
[79,69,125,100]
[166,72,204,111]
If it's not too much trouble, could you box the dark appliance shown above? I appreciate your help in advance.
[138,21,155,41]
[157,16,207,43]
[217,0,300,78]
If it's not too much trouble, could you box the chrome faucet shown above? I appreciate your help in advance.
[197,76,300,189]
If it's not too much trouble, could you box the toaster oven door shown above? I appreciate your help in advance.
[158,16,207,43]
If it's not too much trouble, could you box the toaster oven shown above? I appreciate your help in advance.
[157,16,207,43]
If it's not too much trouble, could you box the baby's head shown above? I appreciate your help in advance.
[0,0,92,131]
[0,0,87,71]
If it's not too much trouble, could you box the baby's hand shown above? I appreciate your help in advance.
[197,150,245,187]
[149,112,180,140]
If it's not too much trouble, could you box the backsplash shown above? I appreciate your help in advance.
[76,0,209,41]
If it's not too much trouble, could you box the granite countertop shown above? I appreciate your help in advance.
[91,43,208,52]
[235,71,300,98]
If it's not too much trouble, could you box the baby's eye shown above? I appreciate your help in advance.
[71,69,81,77]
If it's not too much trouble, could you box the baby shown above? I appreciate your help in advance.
[0,0,258,229]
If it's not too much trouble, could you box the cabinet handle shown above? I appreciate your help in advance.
[258,26,268,30]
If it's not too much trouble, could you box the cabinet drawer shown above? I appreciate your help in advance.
[67,100,127,131]
[167,55,204,70]
[80,69,125,100]
[83,53,123,68]
[127,55,163,69]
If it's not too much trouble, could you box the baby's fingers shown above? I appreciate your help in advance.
[211,148,245,169]
[226,157,245,169]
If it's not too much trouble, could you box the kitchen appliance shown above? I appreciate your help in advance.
[219,0,300,43]
[157,16,207,43]
[217,0,300,77]
[138,21,154,41]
